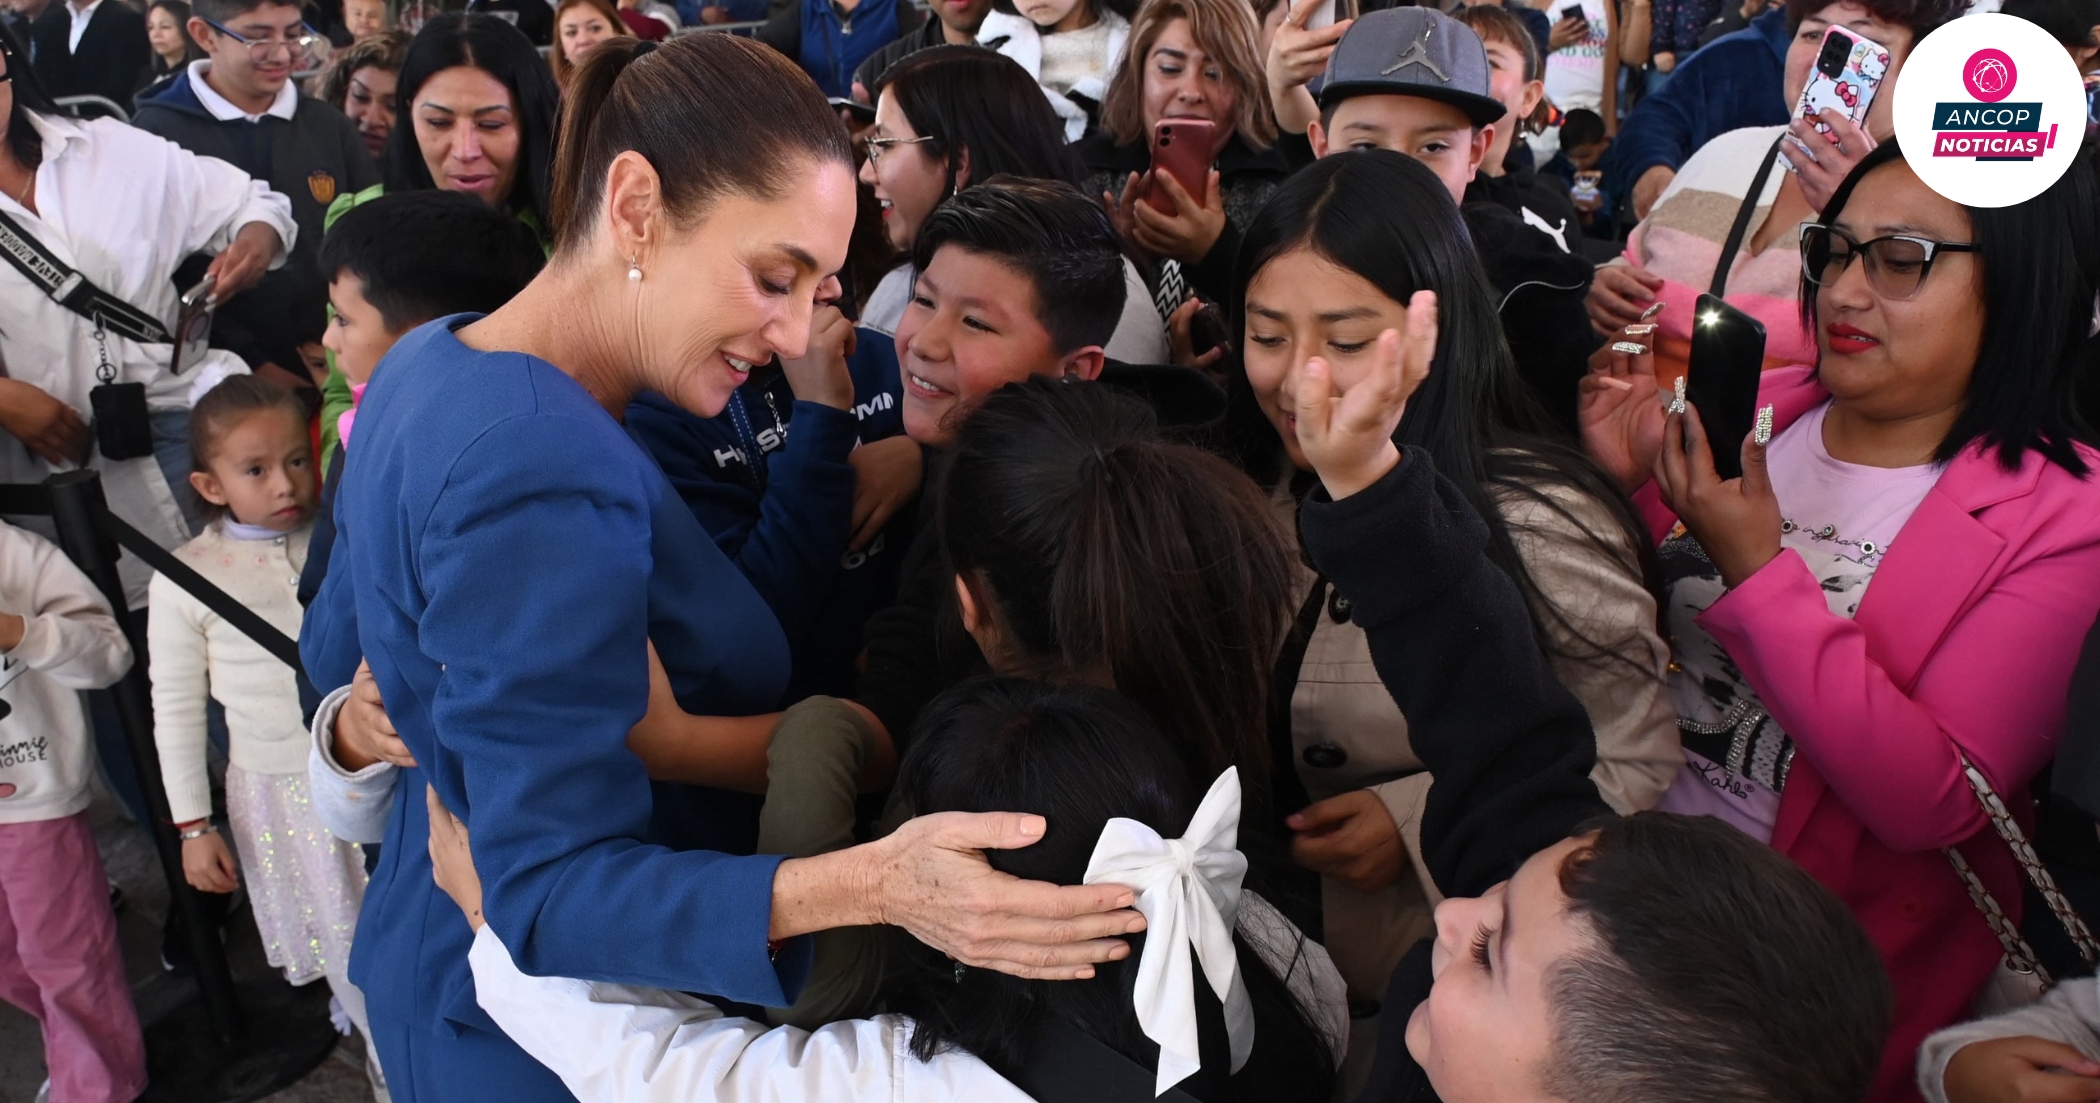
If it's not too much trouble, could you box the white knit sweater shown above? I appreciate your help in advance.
[0,522,134,825]
[148,522,312,824]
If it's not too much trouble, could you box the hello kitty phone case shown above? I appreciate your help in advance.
[1795,25,1890,139]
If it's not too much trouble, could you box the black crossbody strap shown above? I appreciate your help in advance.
[0,207,173,345]
[1710,136,1787,300]
[1009,1016,1208,1103]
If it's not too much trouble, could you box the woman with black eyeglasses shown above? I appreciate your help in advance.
[1581,138,2100,1103]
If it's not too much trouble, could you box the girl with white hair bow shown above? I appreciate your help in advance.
[430,678,1347,1102]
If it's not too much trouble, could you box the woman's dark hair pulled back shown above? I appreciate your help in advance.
[939,378,1295,809]
[1228,150,1656,675]
[876,46,1086,198]
[385,14,561,226]
[550,33,852,255]
[889,677,1335,1102]
[1806,139,2099,476]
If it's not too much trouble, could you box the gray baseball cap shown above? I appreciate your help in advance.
[1318,8,1508,128]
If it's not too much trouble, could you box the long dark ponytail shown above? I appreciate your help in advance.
[939,378,1296,811]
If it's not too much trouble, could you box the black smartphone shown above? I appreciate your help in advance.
[1559,4,1584,21]
[1685,292,1766,481]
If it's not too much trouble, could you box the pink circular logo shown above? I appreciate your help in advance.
[1963,49,2018,102]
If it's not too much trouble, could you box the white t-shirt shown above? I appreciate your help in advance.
[1654,401,1943,840]
[1542,0,1610,113]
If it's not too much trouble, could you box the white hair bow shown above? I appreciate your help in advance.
[1082,768,1255,1096]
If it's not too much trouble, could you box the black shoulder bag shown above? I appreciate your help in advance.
[1708,135,1788,299]
[0,207,170,461]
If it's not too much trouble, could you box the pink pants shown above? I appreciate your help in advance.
[0,812,146,1103]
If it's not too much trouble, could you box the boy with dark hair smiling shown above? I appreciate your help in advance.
[134,0,380,391]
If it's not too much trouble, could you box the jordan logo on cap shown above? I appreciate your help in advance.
[1381,24,1448,81]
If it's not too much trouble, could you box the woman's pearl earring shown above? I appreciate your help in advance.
[628,256,642,283]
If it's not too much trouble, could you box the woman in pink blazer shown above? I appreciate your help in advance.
[1581,138,2100,1103]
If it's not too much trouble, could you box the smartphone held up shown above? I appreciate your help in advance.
[1144,118,1215,215]
[1685,293,1767,481]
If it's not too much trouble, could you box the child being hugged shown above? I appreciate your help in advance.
[0,522,142,1103]
[978,0,1134,139]
[148,376,382,1092]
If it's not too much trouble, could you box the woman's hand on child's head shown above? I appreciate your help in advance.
[867,811,1147,981]
[1653,403,1782,588]
[426,785,485,932]
[1291,291,1436,501]
[1943,1036,2100,1103]
[1287,789,1405,894]
[181,830,240,895]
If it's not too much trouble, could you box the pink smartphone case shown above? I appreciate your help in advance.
[1796,28,1890,139]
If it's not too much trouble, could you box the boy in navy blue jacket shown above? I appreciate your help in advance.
[626,304,913,704]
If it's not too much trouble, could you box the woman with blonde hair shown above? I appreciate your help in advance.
[550,0,632,89]
[1080,0,1286,311]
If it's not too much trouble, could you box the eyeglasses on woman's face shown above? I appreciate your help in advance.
[863,134,935,166]
[1799,223,1978,301]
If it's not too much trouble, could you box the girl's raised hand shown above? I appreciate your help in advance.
[1292,290,1436,500]
[1578,325,1665,493]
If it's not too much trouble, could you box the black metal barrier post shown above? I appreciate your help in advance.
[27,471,338,1102]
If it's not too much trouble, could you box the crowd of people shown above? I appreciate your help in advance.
[1,0,2099,1100]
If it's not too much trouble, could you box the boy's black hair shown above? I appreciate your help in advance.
[1559,108,1607,151]
[319,191,546,334]
[908,176,1126,355]
[190,0,301,30]
[1542,812,1893,1103]
[890,677,1336,1102]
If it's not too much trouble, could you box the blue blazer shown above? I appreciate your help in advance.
[309,317,802,1077]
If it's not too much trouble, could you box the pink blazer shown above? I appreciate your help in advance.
[1636,366,2100,1103]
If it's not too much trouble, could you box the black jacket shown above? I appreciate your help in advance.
[1459,199,1599,438]
[1078,131,1294,307]
[1303,451,1608,1103]
[29,0,147,108]
[133,71,380,372]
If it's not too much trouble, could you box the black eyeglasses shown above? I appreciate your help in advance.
[1800,223,1978,301]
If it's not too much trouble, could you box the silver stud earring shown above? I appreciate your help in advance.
[628,256,642,283]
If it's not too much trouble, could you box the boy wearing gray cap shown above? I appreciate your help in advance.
[1302,6,1600,434]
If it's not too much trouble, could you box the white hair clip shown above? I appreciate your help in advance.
[1084,768,1254,1096]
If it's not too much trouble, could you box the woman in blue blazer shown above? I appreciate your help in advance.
[301,35,1144,1102]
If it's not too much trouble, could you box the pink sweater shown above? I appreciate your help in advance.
[1637,366,2100,1103]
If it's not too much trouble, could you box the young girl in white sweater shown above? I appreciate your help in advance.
[978,0,1132,140]
[148,376,380,1096]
